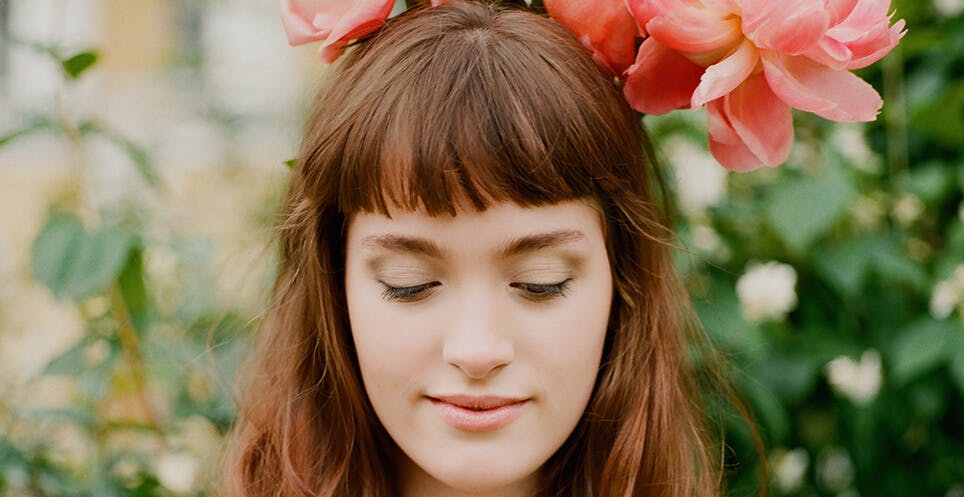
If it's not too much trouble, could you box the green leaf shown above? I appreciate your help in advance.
[284,158,297,170]
[61,50,98,79]
[31,215,134,300]
[31,215,87,299]
[62,226,133,298]
[896,161,956,205]
[0,117,55,148]
[866,236,928,291]
[118,246,151,333]
[812,239,873,296]
[738,374,790,444]
[692,277,767,359]
[79,122,160,189]
[764,167,857,254]
[948,334,964,396]
[42,338,88,376]
[889,319,956,384]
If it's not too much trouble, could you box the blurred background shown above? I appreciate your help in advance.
[0,0,961,496]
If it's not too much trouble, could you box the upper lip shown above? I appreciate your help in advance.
[428,394,529,410]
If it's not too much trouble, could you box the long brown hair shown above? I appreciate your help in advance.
[220,1,740,496]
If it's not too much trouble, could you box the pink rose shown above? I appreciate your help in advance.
[280,0,396,63]
[623,0,905,170]
[545,0,639,75]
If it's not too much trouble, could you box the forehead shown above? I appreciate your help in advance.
[345,200,606,254]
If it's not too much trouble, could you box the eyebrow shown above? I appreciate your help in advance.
[360,229,586,260]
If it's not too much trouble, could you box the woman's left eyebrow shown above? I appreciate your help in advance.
[498,230,586,259]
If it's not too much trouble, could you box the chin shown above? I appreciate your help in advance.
[421,456,539,494]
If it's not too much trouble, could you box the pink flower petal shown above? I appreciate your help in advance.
[645,0,742,57]
[624,0,654,36]
[691,38,760,108]
[803,36,852,70]
[823,0,905,69]
[545,0,638,74]
[280,0,395,62]
[707,99,769,171]
[623,38,704,115]
[762,51,882,121]
[723,73,794,167]
[738,0,830,54]
[841,18,905,69]
[825,0,860,26]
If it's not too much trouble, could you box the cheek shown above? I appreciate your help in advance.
[345,279,438,396]
[521,269,612,408]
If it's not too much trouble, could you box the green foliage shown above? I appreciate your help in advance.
[31,213,134,300]
[61,50,99,80]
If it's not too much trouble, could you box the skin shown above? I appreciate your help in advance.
[344,199,613,497]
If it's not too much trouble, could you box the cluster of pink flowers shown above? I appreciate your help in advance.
[280,0,905,171]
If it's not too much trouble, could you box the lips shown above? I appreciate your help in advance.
[427,394,529,431]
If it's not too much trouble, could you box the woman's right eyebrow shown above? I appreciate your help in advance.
[362,235,447,259]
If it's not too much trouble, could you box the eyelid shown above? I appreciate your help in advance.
[379,280,440,302]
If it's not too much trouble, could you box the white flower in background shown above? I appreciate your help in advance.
[154,451,200,495]
[832,124,878,173]
[930,265,964,320]
[771,447,809,494]
[934,0,964,18]
[946,484,964,497]
[664,137,728,215]
[691,224,730,261]
[82,339,111,368]
[825,350,882,405]
[892,193,924,226]
[174,415,223,458]
[48,424,94,472]
[817,447,855,493]
[111,457,141,482]
[736,261,798,322]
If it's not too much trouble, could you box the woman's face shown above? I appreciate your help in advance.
[344,199,613,496]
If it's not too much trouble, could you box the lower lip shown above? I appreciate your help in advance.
[428,398,528,431]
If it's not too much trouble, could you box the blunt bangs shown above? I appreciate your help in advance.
[306,2,642,217]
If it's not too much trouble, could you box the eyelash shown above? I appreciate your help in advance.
[379,279,572,302]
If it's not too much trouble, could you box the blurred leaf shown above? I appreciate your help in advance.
[0,117,55,148]
[753,351,820,403]
[765,167,857,254]
[284,158,297,170]
[812,239,872,296]
[42,338,88,376]
[949,334,964,396]
[867,236,928,291]
[692,277,767,358]
[895,161,957,205]
[889,319,957,384]
[61,50,98,80]
[737,374,790,444]
[79,122,160,189]
[912,83,964,148]
[31,214,134,300]
[26,409,97,428]
[31,214,86,299]
[118,246,151,333]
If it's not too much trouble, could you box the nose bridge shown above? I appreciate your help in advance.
[441,280,514,379]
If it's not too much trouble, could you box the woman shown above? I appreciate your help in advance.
[221,2,735,495]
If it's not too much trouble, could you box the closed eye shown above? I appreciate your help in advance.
[379,281,440,302]
[510,279,572,301]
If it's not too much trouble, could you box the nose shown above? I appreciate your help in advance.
[442,291,514,379]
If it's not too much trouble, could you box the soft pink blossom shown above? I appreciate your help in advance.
[623,0,905,170]
[545,0,638,75]
[280,0,395,63]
